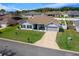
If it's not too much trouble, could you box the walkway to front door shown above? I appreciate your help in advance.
[34,31,60,49]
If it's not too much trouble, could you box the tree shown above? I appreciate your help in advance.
[15,10,22,16]
[0,9,6,14]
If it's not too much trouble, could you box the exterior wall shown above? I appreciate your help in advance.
[20,22,59,31]
[75,27,79,32]
[20,22,33,30]
[62,25,67,29]
[46,23,59,31]
[0,24,7,29]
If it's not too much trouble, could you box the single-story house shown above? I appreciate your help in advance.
[67,11,79,17]
[0,21,7,28]
[73,20,79,32]
[0,15,22,29]
[21,11,43,18]
[19,15,59,31]
[45,11,63,17]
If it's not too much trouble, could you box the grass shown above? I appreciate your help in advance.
[0,25,44,43]
[56,29,79,51]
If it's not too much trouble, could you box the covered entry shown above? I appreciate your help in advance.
[33,24,45,30]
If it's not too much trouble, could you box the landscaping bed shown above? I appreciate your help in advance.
[56,29,79,51]
[0,26,44,43]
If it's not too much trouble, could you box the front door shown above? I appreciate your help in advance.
[33,24,37,29]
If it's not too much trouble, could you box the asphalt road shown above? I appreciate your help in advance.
[0,39,79,56]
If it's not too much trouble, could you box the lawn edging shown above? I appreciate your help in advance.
[0,38,34,45]
[58,48,79,54]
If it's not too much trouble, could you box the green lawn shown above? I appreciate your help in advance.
[56,29,79,51]
[0,26,44,43]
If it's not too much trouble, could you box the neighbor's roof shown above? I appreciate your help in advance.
[0,15,10,24]
[45,11,63,15]
[28,15,59,24]
[67,11,79,15]
[73,20,79,26]
[0,14,18,24]
[23,11,42,15]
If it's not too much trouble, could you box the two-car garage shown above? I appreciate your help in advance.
[46,24,59,31]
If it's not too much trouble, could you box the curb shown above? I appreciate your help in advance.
[0,38,79,54]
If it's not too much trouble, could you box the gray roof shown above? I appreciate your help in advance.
[19,20,27,24]
[23,11,42,16]
[67,11,79,15]
[73,20,79,26]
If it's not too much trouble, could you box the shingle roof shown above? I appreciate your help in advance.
[23,11,42,15]
[67,11,79,15]
[74,20,79,26]
[0,14,18,25]
[28,15,59,25]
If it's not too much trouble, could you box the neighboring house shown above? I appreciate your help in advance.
[73,20,79,32]
[0,21,7,29]
[0,15,21,29]
[0,12,7,16]
[21,11,43,18]
[67,11,79,17]
[19,16,59,31]
[45,11,63,17]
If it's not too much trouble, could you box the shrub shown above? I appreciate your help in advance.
[8,24,17,26]
[59,27,64,32]
[27,37,32,43]
[0,30,3,34]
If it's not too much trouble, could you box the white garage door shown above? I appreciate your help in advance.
[47,27,58,31]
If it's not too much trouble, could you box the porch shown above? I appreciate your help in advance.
[33,24,45,31]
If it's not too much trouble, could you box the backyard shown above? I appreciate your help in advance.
[56,29,79,51]
[0,25,44,43]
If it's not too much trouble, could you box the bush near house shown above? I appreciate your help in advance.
[59,27,64,32]
[0,30,3,33]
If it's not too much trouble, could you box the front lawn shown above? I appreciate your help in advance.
[0,26,44,43]
[56,29,79,51]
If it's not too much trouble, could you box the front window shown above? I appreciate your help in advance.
[21,25,26,28]
[39,24,45,30]
[27,25,32,29]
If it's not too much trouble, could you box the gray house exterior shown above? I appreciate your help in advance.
[19,16,59,31]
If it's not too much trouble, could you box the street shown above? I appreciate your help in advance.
[0,39,79,56]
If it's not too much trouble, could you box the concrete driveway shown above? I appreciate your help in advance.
[34,31,59,49]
